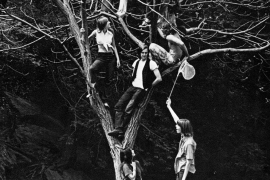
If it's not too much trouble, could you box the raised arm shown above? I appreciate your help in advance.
[166,98,180,124]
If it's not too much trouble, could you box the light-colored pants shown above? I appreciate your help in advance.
[149,43,176,65]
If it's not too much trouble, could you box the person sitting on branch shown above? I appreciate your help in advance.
[149,22,190,65]
[108,44,162,139]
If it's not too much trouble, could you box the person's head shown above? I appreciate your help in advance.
[176,119,193,137]
[160,23,171,36]
[160,23,178,36]
[137,44,149,61]
[97,16,110,31]
[120,148,133,164]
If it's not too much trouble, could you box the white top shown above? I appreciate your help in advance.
[95,29,114,52]
[132,59,159,89]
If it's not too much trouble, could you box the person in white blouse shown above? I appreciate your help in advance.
[108,44,162,139]
[88,16,120,88]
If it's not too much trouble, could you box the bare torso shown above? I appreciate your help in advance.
[168,33,183,61]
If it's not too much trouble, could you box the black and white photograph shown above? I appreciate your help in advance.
[1,0,269,179]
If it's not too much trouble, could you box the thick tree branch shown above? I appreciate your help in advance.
[180,1,269,10]
[199,16,269,36]
[189,43,270,61]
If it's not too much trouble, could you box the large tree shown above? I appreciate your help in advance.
[1,0,269,179]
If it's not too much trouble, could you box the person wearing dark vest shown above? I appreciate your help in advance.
[108,44,162,138]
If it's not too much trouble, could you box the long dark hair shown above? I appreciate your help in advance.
[120,149,133,164]
[177,119,194,137]
[119,149,143,179]
[96,16,108,32]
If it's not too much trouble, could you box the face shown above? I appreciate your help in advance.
[176,124,181,134]
[106,21,111,30]
[161,27,170,36]
[141,48,148,61]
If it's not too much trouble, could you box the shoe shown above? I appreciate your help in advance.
[90,83,96,88]
[104,102,110,108]
[108,129,123,137]
[118,133,124,140]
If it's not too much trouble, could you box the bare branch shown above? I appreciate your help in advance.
[118,17,144,49]
[200,16,269,36]
[0,36,46,52]
[189,43,270,61]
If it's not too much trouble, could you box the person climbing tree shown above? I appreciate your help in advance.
[88,16,120,88]
[166,98,197,180]
[108,44,162,139]
[142,0,200,66]
[120,148,143,180]
[149,22,190,65]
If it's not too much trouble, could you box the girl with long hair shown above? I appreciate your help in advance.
[120,149,143,180]
[88,16,120,87]
[166,98,197,180]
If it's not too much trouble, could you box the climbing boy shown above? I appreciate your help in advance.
[108,44,162,139]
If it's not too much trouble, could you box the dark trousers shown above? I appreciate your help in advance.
[176,170,193,180]
[114,86,144,130]
[176,170,184,180]
[89,52,115,84]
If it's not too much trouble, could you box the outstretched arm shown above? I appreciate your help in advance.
[166,98,180,124]
[88,29,96,39]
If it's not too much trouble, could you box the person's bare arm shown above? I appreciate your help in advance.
[182,159,192,180]
[88,30,96,40]
[157,27,166,39]
[186,19,206,34]
[127,162,137,180]
[112,36,121,68]
[166,98,180,124]
[166,35,189,57]
[152,68,162,87]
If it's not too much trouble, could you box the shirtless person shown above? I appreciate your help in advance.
[149,24,190,65]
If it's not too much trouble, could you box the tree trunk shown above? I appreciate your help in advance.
[52,1,186,180]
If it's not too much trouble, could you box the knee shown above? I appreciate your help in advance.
[89,65,95,72]
[149,43,157,51]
